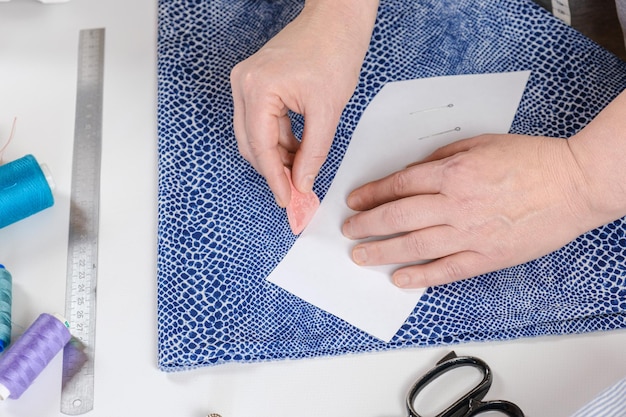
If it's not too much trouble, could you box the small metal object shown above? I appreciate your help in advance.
[60,27,105,416]
[418,126,461,140]
[405,351,524,417]
[409,103,454,115]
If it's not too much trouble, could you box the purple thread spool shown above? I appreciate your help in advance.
[0,313,71,400]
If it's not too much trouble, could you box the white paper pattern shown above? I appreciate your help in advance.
[268,71,531,341]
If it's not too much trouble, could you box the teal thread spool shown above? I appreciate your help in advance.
[0,155,54,229]
[0,265,11,353]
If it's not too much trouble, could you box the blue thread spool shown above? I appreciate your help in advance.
[0,154,54,229]
[0,265,10,353]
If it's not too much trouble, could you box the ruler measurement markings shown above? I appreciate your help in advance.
[61,27,104,416]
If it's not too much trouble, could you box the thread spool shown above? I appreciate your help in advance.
[61,337,88,384]
[0,313,71,400]
[0,154,54,229]
[0,265,11,353]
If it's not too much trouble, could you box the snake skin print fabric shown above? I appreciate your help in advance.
[157,0,626,371]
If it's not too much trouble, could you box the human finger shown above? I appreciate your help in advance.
[391,250,490,288]
[235,115,293,206]
[244,105,292,207]
[231,80,252,161]
[291,104,340,193]
[350,225,465,267]
[276,114,299,167]
[278,148,296,167]
[346,162,445,212]
[342,194,449,239]
[258,148,292,208]
[278,115,299,149]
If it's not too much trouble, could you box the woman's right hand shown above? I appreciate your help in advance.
[230,0,379,207]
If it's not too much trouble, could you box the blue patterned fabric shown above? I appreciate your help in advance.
[157,0,626,371]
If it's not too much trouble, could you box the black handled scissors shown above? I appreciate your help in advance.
[405,351,525,417]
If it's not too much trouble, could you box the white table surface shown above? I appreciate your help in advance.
[1,0,625,416]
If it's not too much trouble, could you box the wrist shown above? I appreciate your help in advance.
[301,0,379,55]
[568,91,626,226]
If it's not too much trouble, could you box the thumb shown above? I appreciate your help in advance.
[292,106,340,193]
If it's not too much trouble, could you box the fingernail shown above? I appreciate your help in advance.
[394,273,411,288]
[299,175,315,193]
[346,192,361,209]
[352,246,368,265]
[342,218,353,239]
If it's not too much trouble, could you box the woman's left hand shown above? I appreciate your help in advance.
[342,133,596,288]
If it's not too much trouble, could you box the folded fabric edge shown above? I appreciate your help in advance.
[157,312,626,371]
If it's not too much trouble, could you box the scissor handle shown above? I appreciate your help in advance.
[406,351,527,417]
[465,398,525,416]
[406,351,492,417]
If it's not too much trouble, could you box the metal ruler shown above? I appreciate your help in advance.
[60,28,105,416]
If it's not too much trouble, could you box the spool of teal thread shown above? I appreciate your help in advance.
[0,265,11,353]
[0,155,54,229]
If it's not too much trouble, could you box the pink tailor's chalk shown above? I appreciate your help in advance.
[284,167,320,235]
